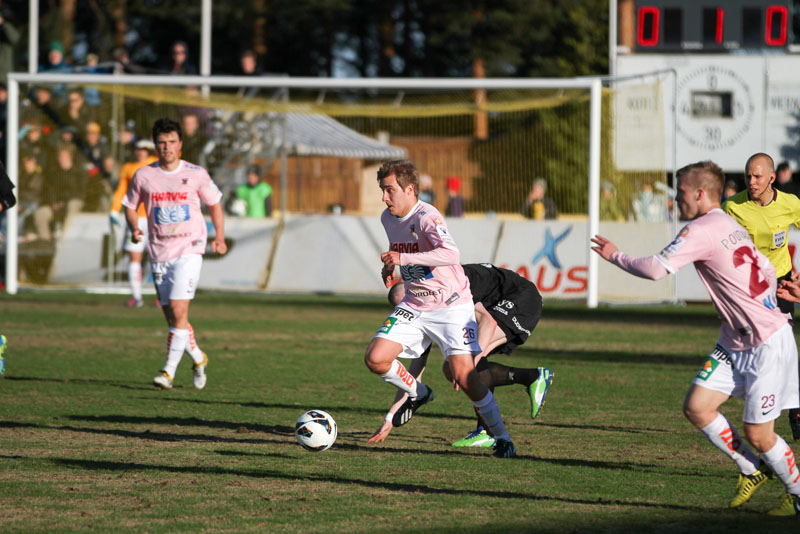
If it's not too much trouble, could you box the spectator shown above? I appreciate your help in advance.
[40,41,70,100]
[418,174,435,205]
[111,46,147,74]
[19,120,52,171]
[0,12,20,84]
[83,121,114,212]
[164,40,197,75]
[42,40,68,72]
[599,181,625,221]
[117,120,138,164]
[82,53,103,106]
[29,85,60,132]
[234,166,273,217]
[180,112,206,164]
[237,50,263,98]
[17,151,44,238]
[445,175,464,217]
[722,179,738,202]
[774,161,800,197]
[522,178,557,220]
[631,180,667,222]
[33,144,86,240]
[64,88,93,134]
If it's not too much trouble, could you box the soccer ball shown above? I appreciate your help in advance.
[294,409,337,452]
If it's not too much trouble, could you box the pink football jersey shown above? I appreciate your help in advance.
[654,208,787,350]
[122,160,222,262]
[382,200,472,312]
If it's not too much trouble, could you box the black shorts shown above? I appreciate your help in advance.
[777,272,795,319]
[486,286,542,356]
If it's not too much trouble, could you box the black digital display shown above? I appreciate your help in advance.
[634,0,792,51]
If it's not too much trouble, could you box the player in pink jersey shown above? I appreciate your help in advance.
[123,118,227,391]
[364,159,515,458]
[592,161,800,515]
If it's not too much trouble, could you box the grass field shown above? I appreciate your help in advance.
[1,291,799,533]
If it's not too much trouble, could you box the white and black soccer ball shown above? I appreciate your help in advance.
[294,410,337,452]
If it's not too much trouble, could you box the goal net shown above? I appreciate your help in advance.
[2,72,673,303]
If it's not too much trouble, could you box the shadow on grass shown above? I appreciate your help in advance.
[65,414,295,435]
[134,396,477,422]
[514,346,706,365]
[0,420,291,445]
[1,453,750,516]
[3,376,154,391]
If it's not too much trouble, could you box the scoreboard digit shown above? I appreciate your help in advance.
[634,0,792,51]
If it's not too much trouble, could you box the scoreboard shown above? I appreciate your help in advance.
[615,0,800,172]
[633,0,792,52]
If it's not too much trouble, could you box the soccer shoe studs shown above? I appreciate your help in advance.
[192,352,208,390]
[125,297,143,308]
[729,465,771,508]
[492,438,517,458]
[528,368,554,419]
[452,427,496,448]
[391,386,434,427]
[789,409,800,442]
[153,371,173,389]
[767,492,800,517]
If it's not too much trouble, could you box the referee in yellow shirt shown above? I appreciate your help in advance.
[723,152,800,441]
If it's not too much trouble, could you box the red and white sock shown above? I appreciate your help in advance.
[762,435,800,494]
[185,324,204,364]
[700,413,760,475]
[380,359,423,400]
[128,262,142,302]
[163,328,189,378]
[473,391,510,442]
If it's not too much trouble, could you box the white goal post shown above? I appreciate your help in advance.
[5,73,605,303]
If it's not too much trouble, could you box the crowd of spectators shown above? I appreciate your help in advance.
[4,42,275,244]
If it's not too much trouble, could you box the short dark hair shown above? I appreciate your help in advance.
[777,161,791,174]
[377,160,419,195]
[677,160,724,203]
[152,118,182,141]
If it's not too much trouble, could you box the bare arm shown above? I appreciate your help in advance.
[124,206,142,243]
[591,235,669,281]
[208,202,227,255]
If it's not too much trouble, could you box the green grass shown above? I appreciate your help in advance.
[0,292,798,533]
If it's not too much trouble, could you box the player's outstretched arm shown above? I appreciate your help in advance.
[368,354,427,442]
[590,235,618,261]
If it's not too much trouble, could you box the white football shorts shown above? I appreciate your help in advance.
[151,253,203,306]
[692,322,800,424]
[123,218,148,253]
[374,302,481,359]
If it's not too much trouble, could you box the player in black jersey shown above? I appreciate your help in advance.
[368,263,555,446]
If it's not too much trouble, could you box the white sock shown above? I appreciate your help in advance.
[761,435,800,494]
[380,359,422,399]
[185,324,204,363]
[699,413,760,475]
[163,328,189,378]
[128,262,142,301]
[473,391,509,442]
